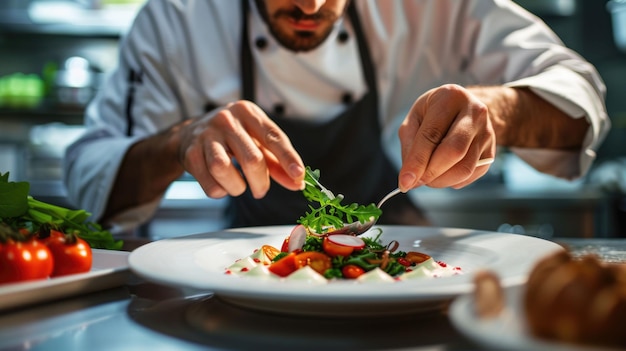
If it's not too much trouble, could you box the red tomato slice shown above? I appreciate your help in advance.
[322,236,354,257]
[280,237,290,252]
[294,251,332,275]
[268,252,298,277]
[0,239,53,284]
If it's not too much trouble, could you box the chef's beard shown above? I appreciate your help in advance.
[254,0,346,52]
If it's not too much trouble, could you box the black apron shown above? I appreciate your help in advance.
[226,0,429,227]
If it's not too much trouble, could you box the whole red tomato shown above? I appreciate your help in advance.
[44,231,93,277]
[341,264,365,279]
[0,239,53,284]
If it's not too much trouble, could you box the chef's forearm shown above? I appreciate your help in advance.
[469,86,589,150]
[102,122,186,222]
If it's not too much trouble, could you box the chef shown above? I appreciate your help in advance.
[64,0,610,233]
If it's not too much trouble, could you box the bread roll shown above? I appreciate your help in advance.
[524,251,626,348]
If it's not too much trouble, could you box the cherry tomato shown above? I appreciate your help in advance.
[294,251,332,275]
[0,239,53,284]
[43,231,92,277]
[342,264,365,279]
[280,237,290,252]
[397,257,412,267]
[322,236,354,257]
[268,252,298,277]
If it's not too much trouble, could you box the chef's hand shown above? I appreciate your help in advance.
[178,100,305,199]
[398,84,497,192]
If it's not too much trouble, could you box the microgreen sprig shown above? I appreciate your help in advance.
[297,167,382,234]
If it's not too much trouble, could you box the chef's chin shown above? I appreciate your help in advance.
[277,31,327,52]
[254,0,337,52]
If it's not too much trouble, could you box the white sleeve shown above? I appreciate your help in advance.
[469,0,611,179]
[506,67,609,179]
[63,0,186,229]
[371,0,610,180]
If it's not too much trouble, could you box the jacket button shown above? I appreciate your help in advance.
[341,92,353,104]
[337,30,349,43]
[273,103,285,115]
[255,36,268,50]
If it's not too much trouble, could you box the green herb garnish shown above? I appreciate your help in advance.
[0,172,123,250]
[297,167,382,234]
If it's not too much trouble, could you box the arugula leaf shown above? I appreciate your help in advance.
[297,167,382,234]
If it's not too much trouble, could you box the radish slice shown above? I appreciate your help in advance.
[287,225,307,252]
[327,234,365,249]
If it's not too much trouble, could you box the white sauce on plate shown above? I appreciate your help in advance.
[226,249,462,283]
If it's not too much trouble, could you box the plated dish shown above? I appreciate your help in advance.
[129,225,562,316]
[0,249,130,311]
[449,285,618,351]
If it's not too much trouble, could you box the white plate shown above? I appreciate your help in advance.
[129,225,562,316]
[0,249,130,311]
[449,285,619,351]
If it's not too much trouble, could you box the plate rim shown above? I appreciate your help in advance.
[449,285,619,351]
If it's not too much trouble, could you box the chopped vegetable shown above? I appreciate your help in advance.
[326,234,365,249]
[293,251,332,275]
[322,236,355,257]
[268,252,298,277]
[287,224,307,252]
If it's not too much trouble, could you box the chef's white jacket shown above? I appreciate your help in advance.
[64,0,611,232]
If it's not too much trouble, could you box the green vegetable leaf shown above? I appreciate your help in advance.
[0,172,123,250]
[0,172,29,218]
[297,167,382,234]
[25,197,123,250]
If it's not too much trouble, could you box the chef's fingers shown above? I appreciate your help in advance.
[448,159,492,189]
[398,85,461,192]
[232,101,305,188]
[200,140,244,198]
[423,139,493,188]
[260,147,306,191]
[216,105,272,199]
[185,130,243,199]
[417,96,492,186]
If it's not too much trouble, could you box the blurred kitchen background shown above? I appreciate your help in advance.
[0,0,625,239]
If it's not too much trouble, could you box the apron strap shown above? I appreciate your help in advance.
[347,2,376,98]
[241,0,254,101]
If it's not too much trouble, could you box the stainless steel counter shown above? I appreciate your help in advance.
[0,283,478,350]
[0,237,623,351]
